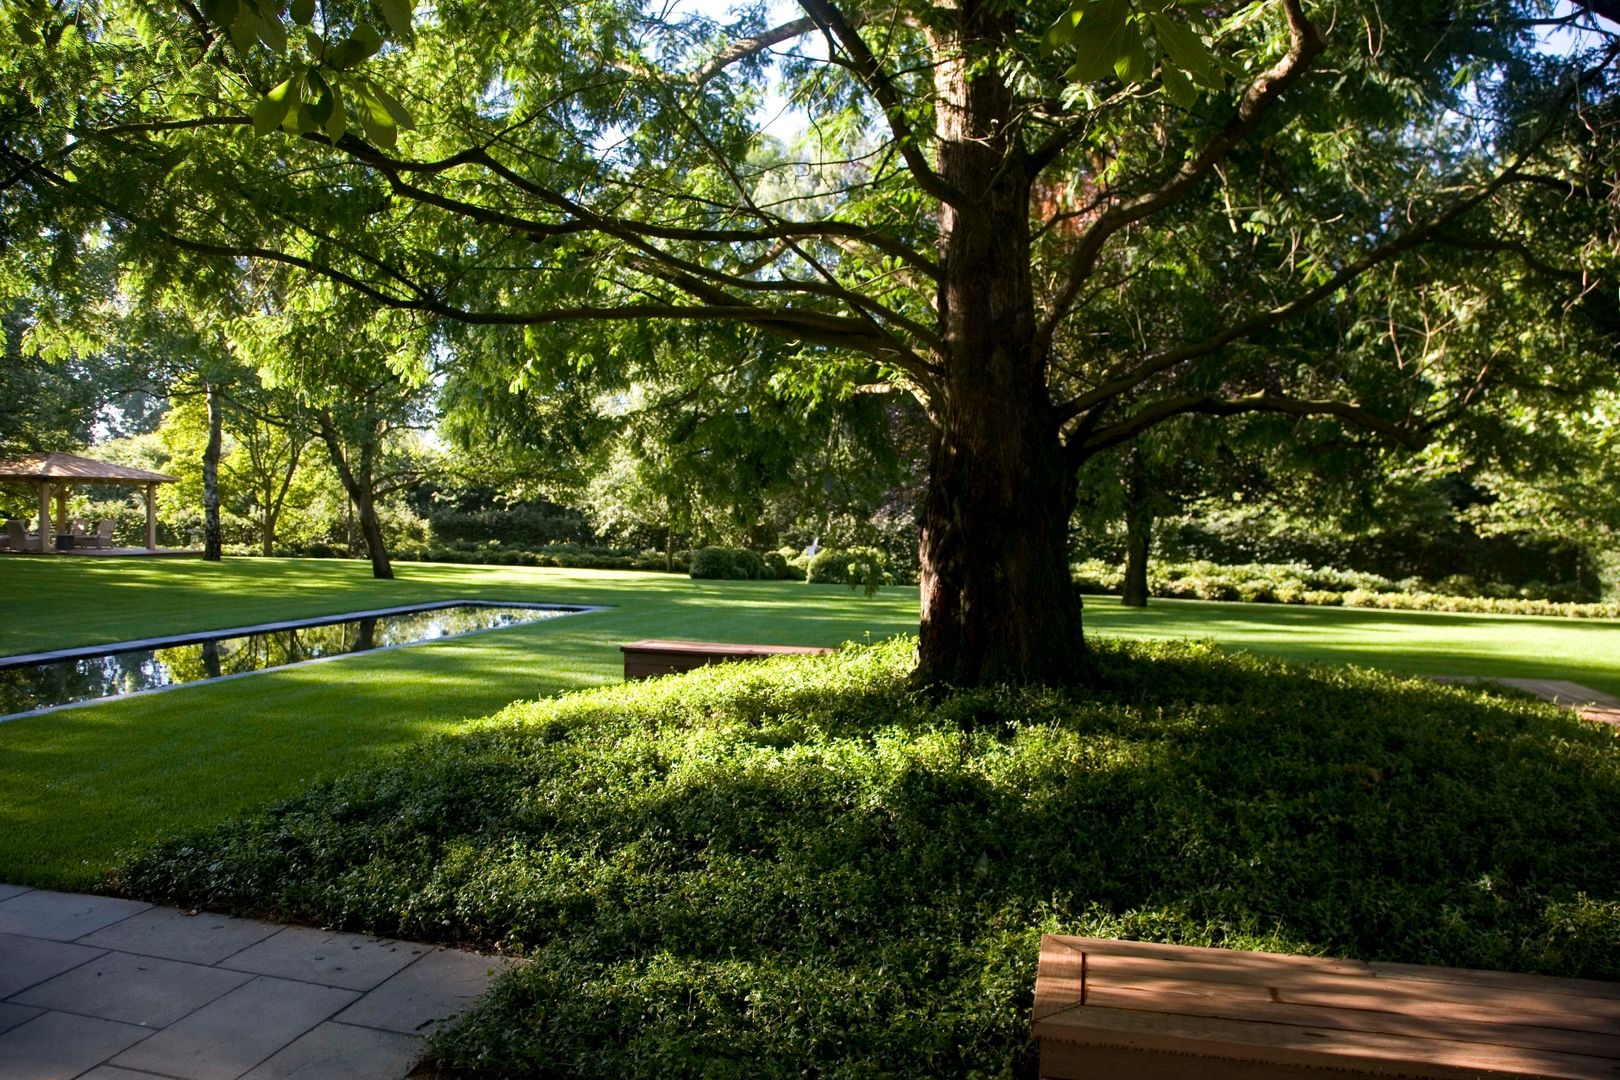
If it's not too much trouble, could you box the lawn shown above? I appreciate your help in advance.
[1,555,1616,888]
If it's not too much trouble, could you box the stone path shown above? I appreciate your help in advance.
[0,884,516,1079]
[1433,676,1620,727]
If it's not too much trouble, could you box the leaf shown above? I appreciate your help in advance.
[256,10,286,53]
[324,83,346,142]
[375,0,412,39]
[200,0,239,30]
[1147,11,1217,85]
[358,92,398,148]
[252,78,295,135]
[368,82,414,128]
[1064,0,1131,84]
[351,23,384,57]
[289,0,314,23]
[1044,7,1082,51]
[228,13,257,53]
[1161,62,1196,107]
[1113,19,1150,83]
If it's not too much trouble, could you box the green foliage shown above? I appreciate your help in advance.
[113,638,1620,1076]
[690,546,796,581]
[804,546,890,595]
[1073,559,1620,619]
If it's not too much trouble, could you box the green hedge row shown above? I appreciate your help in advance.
[690,545,898,594]
[1074,559,1620,619]
[396,542,689,573]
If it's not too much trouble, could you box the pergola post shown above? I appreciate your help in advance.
[54,485,70,534]
[37,481,54,554]
[144,483,158,550]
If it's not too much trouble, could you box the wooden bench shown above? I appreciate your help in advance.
[1032,935,1620,1078]
[620,639,835,680]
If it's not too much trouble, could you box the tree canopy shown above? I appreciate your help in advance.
[4,0,1616,683]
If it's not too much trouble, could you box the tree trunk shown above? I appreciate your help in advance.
[1121,448,1153,608]
[202,382,224,561]
[914,1,1087,687]
[315,411,394,579]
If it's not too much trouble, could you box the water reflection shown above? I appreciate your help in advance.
[0,604,582,718]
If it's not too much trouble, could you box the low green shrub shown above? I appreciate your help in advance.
[1073,559,1620,619]
[390,543,689,574]
[113,639,1620,1078]
[805,546,890,595]
[689,546,741,580]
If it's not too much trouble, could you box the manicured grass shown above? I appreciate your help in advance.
[115,639,1620,1078]
[1082,595,1620,698]
[0,558,914,887]
[1,556,1615,888]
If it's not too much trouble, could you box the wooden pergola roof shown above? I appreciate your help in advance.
[0,451,177,485]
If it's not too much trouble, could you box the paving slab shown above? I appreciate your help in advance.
[12,950,252,1028]
[0,1010,152,1080]
[0,1003,43,1037]
[0,890,150,942]
[241,1021,424,1079]
[0,933,105,998]
[220,925,427,991]
[76,1067,175,1080]
[111,975,358,1080]
[78,905,282,965]
[338,947,516,1036]
[0,883,31,902]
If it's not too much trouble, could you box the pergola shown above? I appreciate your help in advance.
[0,451,179,553]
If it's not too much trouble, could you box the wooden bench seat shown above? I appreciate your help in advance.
[620,639,835,680]
[1032,935,1620,1078]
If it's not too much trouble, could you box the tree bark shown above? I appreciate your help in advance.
[315,410,394,579]
[1121,448,1153,608]
[202,382,223,561]
[914,0,1087,687]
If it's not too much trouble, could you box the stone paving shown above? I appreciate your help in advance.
[0,884,517,1079]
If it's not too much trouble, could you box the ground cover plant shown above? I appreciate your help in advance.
[113,638,1620,1078]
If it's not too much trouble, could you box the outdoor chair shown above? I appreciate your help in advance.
[5,519,40,552]
[78,520,115,549]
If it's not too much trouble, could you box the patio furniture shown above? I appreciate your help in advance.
[4,519,40,552]
[620,639,836,680]
[77,520,115,550]
[1032,934,1620,1078]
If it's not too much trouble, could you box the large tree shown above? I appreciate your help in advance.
[5,0,1615,682]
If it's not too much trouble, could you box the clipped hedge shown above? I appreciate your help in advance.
[805,546,891,595]
[1074,559,1620,620]
[396,542,689,574]
[113,639,1620,1078]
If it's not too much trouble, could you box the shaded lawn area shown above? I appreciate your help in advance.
[1,556,1616,888]
[114,639,1620,1078]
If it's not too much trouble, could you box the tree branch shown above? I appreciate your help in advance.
[1078,391,1424,458]
[1037,0,1327,354]
[796,0,966,208]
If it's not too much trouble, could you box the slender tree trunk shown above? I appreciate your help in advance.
[1121,448,1153,608]
[915,1,1086,687]
[315,411,394,579]
[202,382,224,561]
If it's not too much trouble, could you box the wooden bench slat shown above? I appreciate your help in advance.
[1074,983,1620,1058]
[1368,960,1620,1003]
[619,639,835,680]
[1035,1000,1620,1079]
[1034,936,1620,1080]
[1078,952,1620,1027]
